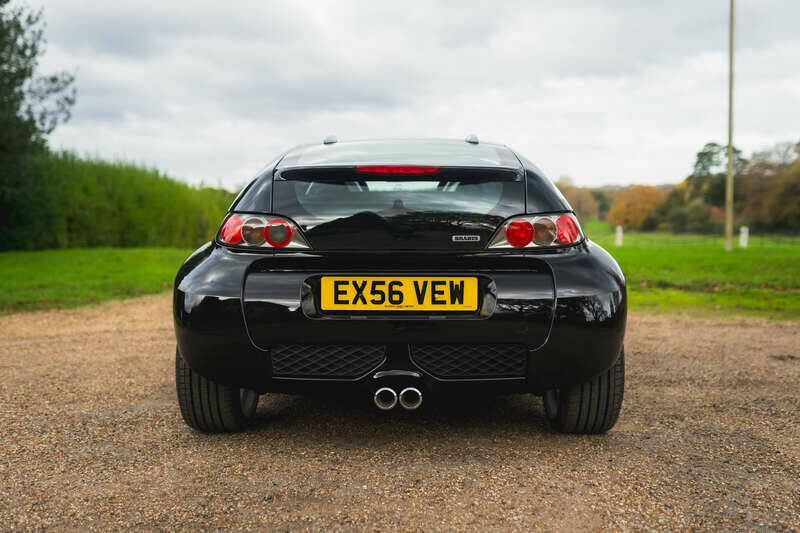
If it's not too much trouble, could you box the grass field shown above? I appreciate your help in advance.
[583,221,800,319]
[0,248,192,314]
[0,230,798,318]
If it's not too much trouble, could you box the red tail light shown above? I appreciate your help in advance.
[488,213,583,249]
[218,214,309,249]
[505,219,534,248]
[556,215,580,244]
[265,218,293,248]
[356,165,440,175]
[220,215,243,244]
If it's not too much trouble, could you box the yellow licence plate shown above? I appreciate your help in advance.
[320,276,478,311]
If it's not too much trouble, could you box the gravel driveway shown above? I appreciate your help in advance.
[1,293,798,531]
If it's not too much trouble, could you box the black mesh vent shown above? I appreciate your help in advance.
[271,344,386,378]
[411,344,528,379]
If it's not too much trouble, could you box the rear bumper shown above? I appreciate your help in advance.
[173,241,625,394]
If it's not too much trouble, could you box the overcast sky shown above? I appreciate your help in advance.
[37,0,800,189]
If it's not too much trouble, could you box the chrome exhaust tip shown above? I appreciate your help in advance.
[398,387,423,410]
[374,387,398,411]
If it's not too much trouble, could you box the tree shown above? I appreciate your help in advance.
[561,186,597,221]
[606,185,666,230]
[591,189,612,219]
[749,141,797,168]
[692,142,746,177]
[1,1,75,247]
[555,175,575,189]
[764,159,800,231]
[604,140,800,234]
[738,141,797,224]
[664,197,718,233]
[555,175,598,221]
[0,0,75,154]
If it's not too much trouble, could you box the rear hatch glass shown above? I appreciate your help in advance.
[273,167,524,250]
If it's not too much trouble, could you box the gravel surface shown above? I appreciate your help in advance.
[1,293,799,531]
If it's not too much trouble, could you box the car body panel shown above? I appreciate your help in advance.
[241,252,555,350]
[278,138,522,168]
[228,140,572,216]
[173,139,625,397]
[174,242,625,394]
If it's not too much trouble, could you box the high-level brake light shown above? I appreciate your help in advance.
[356,165,440,175]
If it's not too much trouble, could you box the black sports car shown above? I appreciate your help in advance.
[174,138,626,434]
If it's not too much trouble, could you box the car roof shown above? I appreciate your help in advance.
[278,138,522,169]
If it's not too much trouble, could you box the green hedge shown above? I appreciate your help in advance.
[0,151,234,250]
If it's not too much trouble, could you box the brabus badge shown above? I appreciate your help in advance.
[452,235,480,242]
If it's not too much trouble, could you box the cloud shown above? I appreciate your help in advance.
[36,0,800,188]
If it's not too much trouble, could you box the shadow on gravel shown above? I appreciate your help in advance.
[242,391,555,447]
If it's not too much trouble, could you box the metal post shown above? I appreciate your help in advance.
[725,0,735,251]
[615,226,623,247]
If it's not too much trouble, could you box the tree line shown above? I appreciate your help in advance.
[1,151,234,251]
[0,2,232,251]
[558,140,800,233]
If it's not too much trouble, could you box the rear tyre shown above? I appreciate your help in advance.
[543,347,624,434]
[175,348,259,433]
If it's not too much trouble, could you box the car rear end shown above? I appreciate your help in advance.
[174,139,626,428]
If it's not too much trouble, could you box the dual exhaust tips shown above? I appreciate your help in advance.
[374,387,423,411]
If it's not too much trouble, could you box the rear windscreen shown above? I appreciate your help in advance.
[273,169,524,224]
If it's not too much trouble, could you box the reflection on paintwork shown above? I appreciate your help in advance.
[183,291,204,314]
[556,291,623,326]
[174,239,626,391]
